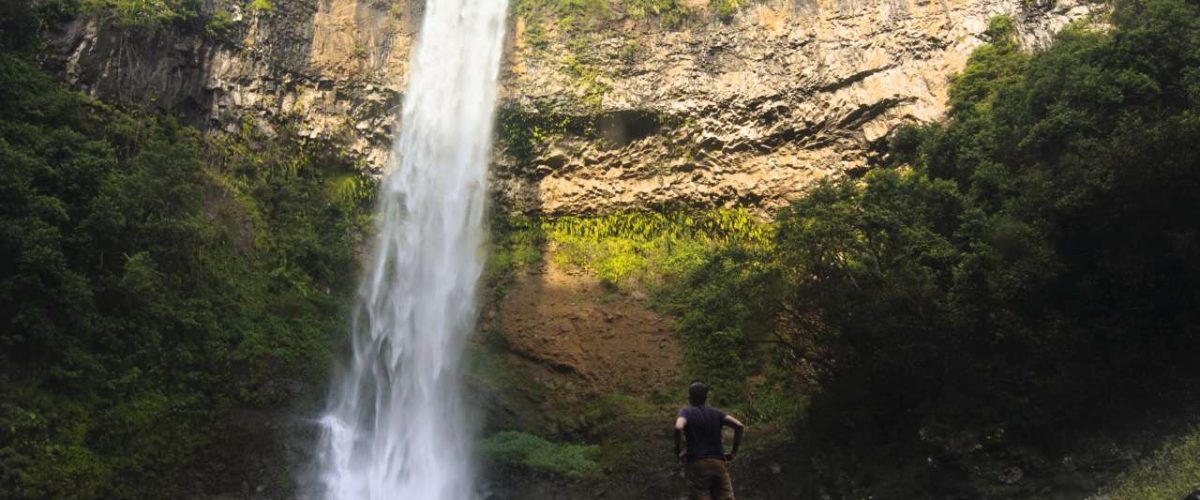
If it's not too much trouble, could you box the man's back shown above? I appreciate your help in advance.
[678,405,727,459]
[674,383,745,500]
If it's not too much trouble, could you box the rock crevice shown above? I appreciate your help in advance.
[47,0,1092,213]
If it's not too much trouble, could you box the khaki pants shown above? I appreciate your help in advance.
[685,458,735,500]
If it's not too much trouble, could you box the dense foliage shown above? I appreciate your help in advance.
[424,0,1200,494]
[525,1,1200,494]
[672,1,1200,493]
[0,9,372,497]
[9,0,1200,495]
[15,0,277,37]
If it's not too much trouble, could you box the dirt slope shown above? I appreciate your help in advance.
[497,255,682,397]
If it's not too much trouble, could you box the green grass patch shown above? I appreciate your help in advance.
[487,215,546,283]
[480,431,603,479]
[487,209,770,288]
[546,209,770,286]
[1101,427,1200,500]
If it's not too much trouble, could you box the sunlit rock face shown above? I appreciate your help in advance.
[47,0,1089,214]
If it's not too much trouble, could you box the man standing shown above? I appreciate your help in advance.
[674,382,746,500]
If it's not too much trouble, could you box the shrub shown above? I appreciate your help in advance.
[0,18,372,496]
[480,431,602,478]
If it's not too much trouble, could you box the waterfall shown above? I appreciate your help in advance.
[316,0,508,498]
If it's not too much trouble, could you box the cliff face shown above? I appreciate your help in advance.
[48,0,1091,214]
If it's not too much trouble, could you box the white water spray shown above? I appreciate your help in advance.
[317,0,508,497]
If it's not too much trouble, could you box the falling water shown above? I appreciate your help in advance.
[316,0,508,498]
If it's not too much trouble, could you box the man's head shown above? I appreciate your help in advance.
[688,382,709,406]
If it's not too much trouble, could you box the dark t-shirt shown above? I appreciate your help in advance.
[678,405,727,459]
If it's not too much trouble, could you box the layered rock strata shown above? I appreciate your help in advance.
[48,0,1092,214]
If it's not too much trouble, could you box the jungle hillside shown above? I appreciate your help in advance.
[3,0,1200,498]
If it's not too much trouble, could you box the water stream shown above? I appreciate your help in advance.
[316,0,509,497]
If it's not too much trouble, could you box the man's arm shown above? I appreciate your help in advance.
[723,415,745,460]
[674,416,687,463]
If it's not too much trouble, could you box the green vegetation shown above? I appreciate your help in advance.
[0,8,372,497]
[510,0,693,99]
[9,0,1200,495]
[67,0,265,36]
[487,208,768,288]
[485,209,783,416]
[204,8,236,38]
[710,0,743,22]
[479,431,602,478]
[547,210,768,285]
[247,0,272,12]
[647,3,1200,495]
[512,0,755,26]
[495,105,591,164]
[656,245,781,408]
[808,0,1200,445]
[564,51,613,109]
[80,0,201,30]
[486,215,546,303]
[510,2,1200,494]
[508,0,707,110]
[1102,427,1200,499]
[488,216,547,278]
[513,0,685,26]
[626,0,688,25]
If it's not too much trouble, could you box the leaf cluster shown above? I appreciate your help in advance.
[746,3,1200,493]
[0,19,372,497]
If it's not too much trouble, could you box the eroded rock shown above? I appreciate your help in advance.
[46,0,1093,214]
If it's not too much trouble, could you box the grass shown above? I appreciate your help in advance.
[479,431,603,479]
[248,0,272,12]
[485,215,546,301]
[487,209,770,288]
[1099,426,1200,500]
[545,209,770,286]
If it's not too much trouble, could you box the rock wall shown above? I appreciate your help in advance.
[47,0,1092,214]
